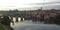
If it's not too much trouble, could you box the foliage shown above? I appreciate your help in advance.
[1,16,11,26]
[48,14,60,25]
[0,24,6,30]
[53,15,60,25]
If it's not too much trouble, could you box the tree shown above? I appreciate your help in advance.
[1,15,14,30]
[53,14,60,25]
[1,16,11,26]
[48,14,60,25]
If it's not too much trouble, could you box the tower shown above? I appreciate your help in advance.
[41,7,42,10]
[40,7,44,21]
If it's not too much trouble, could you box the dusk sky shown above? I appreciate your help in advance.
[0,0,60,11]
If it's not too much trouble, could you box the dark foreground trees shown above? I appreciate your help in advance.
[1,16,11,26]
[53,14,60,25]
[48,14,60,25]
[0,15,13,30]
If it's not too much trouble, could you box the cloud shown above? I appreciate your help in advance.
[0,0,60,10]
[43,5,60,10]
[27,2,60,5]
[46,0,60,2]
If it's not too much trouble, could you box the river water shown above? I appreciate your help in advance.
[11,17,60,30]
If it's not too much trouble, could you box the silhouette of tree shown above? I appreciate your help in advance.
[48,14,60,25]
[53,14,60,25]
[1,16,11,26]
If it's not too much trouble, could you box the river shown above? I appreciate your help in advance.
[11,17,60,30]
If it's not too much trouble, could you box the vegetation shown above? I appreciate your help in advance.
[53,14,60,25]
[48,14,60,25]
[0,24,6,30]
[0,15,14,30]
[1,16,11,26]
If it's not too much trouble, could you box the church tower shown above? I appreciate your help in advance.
[41,7,42,10]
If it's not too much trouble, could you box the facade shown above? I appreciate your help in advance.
[0,9,60,20]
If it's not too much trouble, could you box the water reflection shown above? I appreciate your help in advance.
[11,17,60,30]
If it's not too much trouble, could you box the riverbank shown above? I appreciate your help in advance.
[0,23,6,30]
[0,23,13,30]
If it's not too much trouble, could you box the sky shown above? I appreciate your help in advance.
[0,0,60,11]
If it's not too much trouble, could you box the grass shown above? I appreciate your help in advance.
[0,24,6,30]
